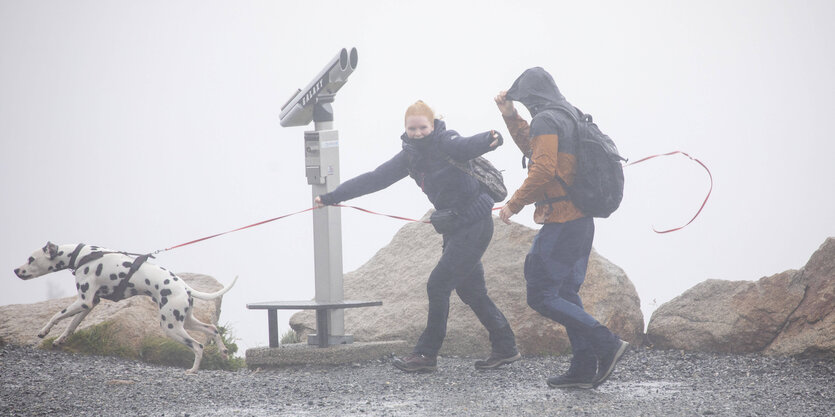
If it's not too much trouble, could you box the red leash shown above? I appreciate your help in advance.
[333,204,430,223]
[153,204,505,254]
[152,204,438,255]
[153,207,317,254]
[153,150,711,253]
[624,150,713,234]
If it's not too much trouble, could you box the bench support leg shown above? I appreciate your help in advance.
[268,309,279,348]
[315,310,329,348]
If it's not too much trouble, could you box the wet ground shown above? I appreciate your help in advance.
[1,344,833,416]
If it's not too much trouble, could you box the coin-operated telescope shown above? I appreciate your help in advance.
[279,47,358,127]
[260,48,380,349]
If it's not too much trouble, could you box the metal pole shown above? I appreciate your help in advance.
[303,95,352,346]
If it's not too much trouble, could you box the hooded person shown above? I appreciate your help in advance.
[495,67,629,389]
[315,100,521,373]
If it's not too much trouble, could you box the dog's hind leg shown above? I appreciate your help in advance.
[161,323,204,374]
[184,313,229,359]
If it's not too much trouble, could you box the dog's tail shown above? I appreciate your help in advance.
[188,275,239,300]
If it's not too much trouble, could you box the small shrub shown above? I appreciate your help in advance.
[280,329,302,345]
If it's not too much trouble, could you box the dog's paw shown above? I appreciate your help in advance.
[184,369,198,375]
[37,333,46,339]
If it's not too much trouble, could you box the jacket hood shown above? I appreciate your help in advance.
[506,67,568,116]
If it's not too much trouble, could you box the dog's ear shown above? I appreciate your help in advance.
[44,241,60,259]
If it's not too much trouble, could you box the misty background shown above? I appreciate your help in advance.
[2,1,833,352]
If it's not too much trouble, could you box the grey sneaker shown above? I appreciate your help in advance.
[393,353,437,373]
[474,352,521,370]
[593,340,628,388]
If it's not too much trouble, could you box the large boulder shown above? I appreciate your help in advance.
[646,237,835,358]
[644,273,804,353]
[765,238,835,357]
[290,214,644,356]
[0,273,223,353]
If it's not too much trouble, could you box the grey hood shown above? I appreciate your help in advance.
[506,67,570,116]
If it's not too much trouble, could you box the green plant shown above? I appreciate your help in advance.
[40,321,245,371]
[280,328,302,345]
[40,322,136,359]
[139,324,245,370]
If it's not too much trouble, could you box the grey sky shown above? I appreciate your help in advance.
[2,1,833,351]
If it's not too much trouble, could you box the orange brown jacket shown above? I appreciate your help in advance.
[502,109,586,224]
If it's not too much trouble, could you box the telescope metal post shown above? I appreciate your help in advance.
[304,94,352,346]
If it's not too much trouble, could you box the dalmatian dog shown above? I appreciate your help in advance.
[14,242,238,374]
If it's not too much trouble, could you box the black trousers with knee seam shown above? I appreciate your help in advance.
[413,215,517,357]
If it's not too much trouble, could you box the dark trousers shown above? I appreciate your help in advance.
[524,217,614,366]
[414,216,517,357]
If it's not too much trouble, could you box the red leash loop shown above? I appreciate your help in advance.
[624,151,713,234]
[152,150,709,254]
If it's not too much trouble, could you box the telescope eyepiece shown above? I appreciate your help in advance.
[339,48,349,71]
[349,47,358,70]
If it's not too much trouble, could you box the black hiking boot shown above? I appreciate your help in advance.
[546,355,596,389]
[593,339,628,388]
[474,351,522,370]
[546,372,595,389]
[392,353,437,373]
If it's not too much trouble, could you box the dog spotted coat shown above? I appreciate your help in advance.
[14,242,238,373]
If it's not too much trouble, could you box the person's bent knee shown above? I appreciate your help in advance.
[526,293,548,315]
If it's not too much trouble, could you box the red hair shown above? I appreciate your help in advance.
[404,100,435,125]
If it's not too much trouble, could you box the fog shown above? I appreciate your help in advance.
[2,1,833,351]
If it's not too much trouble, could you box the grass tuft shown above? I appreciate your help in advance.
[280,328,302,345]
[40,322,136,359]
[40,322,245,370]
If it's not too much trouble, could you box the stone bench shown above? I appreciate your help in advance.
[246,300,382,348]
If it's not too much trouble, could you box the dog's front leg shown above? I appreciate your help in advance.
[38,299,89,339]
[53,303,95,345]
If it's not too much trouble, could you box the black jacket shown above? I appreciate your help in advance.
[319,119,496,225]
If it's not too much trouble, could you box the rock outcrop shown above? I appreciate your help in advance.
[290,214,644,356]
[765,238,835,357]
[0,273,224,353]
[647,238,835,358]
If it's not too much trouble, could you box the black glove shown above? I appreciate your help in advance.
[490,130,504,148]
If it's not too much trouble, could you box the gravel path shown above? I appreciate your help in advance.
[1,343,832,416]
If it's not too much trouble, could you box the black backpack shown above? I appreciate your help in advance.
[545,107,626,218]
[443,155,508,203]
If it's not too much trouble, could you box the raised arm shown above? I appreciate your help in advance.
[317,151,410,206]
[437,129,503,162]
[495,90,531,157]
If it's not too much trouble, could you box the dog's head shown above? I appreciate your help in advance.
[14,242,64,280]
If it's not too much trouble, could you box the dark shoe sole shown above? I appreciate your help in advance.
[474,352,522,370]
[593,340,628,388]
[547,379,594,389]
[392,360,436,373]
